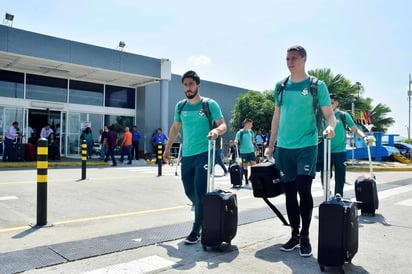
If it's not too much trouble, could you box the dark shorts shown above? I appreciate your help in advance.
[275,146,317,182]
[240,152,256,164]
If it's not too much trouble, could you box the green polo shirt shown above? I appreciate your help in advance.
[174,97,224,157]
[274,77,331,149]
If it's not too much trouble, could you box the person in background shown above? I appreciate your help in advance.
[318,94,369,196]
[120,127,133,165]
[101,125,109,160]
[104,125,118,166]
[215,136,228,176]
[81,127,94,159]
[235,118,257,184]
[227,140,236,167]
[40,123,53,140]
[131,125,141,160]
[255,129,266,161]
[2,121,20,162]
[151,128,168,164]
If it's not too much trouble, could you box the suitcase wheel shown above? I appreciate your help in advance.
[319,264,325,272]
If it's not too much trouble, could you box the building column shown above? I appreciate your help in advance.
[160,59,172,133]
[160,79,169,133]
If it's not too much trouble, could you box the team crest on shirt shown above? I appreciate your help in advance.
[199,108,206,116]
[301,88,309,96]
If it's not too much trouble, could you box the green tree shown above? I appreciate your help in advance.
[230,90,274,133]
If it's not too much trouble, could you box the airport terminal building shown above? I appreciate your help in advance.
[0,24,247,158]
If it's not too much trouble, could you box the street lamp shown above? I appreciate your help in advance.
[3,12,14,27]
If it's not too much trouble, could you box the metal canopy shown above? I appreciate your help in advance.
[0,52,159,88]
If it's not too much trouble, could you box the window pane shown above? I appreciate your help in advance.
[26,74,67,102]
[0,70,24,98]
[105,85,135,109]
[69,80,103,106]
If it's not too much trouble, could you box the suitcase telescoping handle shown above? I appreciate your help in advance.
[366,142,374,179]
[322,136,332,201]
[207,136,216,192]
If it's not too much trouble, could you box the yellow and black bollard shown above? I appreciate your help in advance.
[81,139,87,180]
[36,138,48,226]
[157,144,163,176]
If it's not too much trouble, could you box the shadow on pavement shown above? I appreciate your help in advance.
[158,241,239,271]
[255,243,369,274]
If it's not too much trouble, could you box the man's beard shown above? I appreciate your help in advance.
[185,88,198,99]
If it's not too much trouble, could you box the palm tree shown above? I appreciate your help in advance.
[308,68,394,132]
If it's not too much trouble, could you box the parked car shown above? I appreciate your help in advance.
[383,142,412,158]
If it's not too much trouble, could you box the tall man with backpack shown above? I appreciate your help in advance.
[266,45,336,257]
[319,94,369,196]
[163,70,227,245]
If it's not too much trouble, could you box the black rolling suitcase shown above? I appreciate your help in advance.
[318,138,359,273]
[229,145,242,187]
[250,160,288,226]
[9,143,25,161]
[355,143,379,216]
[201,138,238,250]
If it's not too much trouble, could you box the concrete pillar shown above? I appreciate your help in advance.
[160,59,171,133]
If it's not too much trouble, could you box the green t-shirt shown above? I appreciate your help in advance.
[274,77,331,149]
[235,129,255,154]
[331,110,355,153]
[174,97,224,157]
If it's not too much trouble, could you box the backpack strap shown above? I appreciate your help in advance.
[177,99,187,115]
[339,110,350,131]
[201,98,213,130]
[276,76,289,107]
[178,98,213,130]
[309,76,323,137]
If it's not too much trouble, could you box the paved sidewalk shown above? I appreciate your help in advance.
[0,165,410,273]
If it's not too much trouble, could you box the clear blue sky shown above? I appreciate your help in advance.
[2,0,411,136]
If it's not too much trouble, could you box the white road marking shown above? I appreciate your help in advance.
[0,196,18,201]
[396,198,412,207]
[377,184,412,200]
[82,255,175,274]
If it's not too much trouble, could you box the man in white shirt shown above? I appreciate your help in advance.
[3,121,19,161]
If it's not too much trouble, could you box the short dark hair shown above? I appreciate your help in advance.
[330,94,339,101]
[181,70,200,84]
[243,118,253,126]
[287,45,307,58]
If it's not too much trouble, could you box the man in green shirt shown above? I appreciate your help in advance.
[164,70,227,245]
[319,94,369,196]
[267,45,336,257]
[235,118,257,184]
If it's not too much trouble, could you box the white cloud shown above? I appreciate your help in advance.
[187,55,212,67]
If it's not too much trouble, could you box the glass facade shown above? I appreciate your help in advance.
[105,85,135,109]
[0,71,137,158]
[26,74,68,102]
[0,70,24,98]
[69,80,104,106]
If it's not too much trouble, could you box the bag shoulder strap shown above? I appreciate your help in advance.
[178,98,213,130]
[202,98,213,130]
[177,99,187,115]
[276,76,289,106]
[339,110,349,131]
[262,197,289,226]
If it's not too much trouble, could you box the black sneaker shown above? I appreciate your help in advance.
[184,231,199,245]
[280,236,300,251]
[299,236,312,257]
